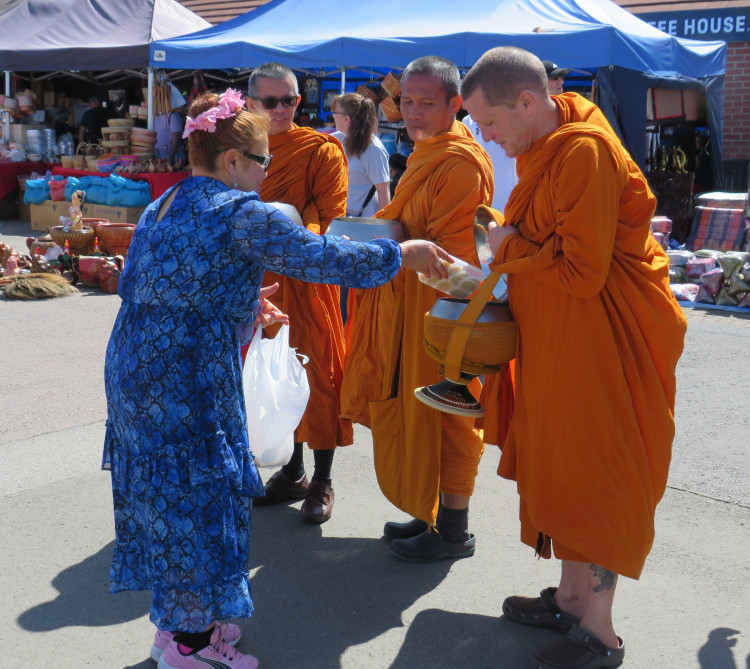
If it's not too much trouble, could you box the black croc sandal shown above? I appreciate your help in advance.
[502,587,581,631]
[534,626,625,669]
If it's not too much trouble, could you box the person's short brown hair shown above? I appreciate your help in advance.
[187,92,270,171]
[462,46,547,107]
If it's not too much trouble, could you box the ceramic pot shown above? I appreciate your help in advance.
[97,222,136,256]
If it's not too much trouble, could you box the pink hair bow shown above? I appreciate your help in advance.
[183,88,247,138]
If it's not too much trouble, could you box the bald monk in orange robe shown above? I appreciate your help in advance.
[462,47,686,668]
[246,63,349,524]
[341,56,493,562]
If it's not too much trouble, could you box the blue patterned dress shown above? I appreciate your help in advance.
[104,176,401,632]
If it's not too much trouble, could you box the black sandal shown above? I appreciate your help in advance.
[534,626,625,669]
[502,587,581,631]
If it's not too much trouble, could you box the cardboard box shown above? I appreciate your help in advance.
[93,203,146,224]
[30,199,94,232]
[30,200,65,231]
[43,91,56,108]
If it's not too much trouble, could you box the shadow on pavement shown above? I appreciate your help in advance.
[17,501,458,668]
[241,503,454,668]
[16,541,150,632]
[391,608,560,669]
[698,627,744,669]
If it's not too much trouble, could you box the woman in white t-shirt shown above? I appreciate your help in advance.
[331,93,390,218]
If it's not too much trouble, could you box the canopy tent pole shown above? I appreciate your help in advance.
[3,72,9,145]
[340,67,346,94]
[147,67,154,130]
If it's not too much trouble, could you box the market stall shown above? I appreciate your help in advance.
[0,0,208,217]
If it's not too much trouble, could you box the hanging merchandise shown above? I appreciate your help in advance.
[153,71,173,117]
[188,70,208,107]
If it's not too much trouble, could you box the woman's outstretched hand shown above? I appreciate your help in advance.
[254,283,290,328]
[399,240,454,280]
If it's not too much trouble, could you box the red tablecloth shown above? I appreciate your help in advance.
[49,167,189,201]
[0,161,52,200]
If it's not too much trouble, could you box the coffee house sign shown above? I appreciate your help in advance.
[636,7,749,42]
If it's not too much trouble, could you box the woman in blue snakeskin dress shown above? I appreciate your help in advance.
[103,90,451,669]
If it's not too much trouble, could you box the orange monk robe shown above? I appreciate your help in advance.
[341,121,494,524]
[260,125,352,449]
[483,93,687,579]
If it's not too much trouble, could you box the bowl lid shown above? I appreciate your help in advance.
[333,216,400,226]
[474,210,494,265]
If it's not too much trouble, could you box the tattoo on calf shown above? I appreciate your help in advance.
[590,564,617,592]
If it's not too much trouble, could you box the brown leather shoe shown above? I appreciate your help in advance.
[254,470,309,506]
[299,481,334,523]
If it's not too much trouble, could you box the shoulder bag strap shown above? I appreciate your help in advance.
[356,185,377,217]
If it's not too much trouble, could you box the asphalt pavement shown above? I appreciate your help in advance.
[1,218,748,669]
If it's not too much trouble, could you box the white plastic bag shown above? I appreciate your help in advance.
[243,324,310,467]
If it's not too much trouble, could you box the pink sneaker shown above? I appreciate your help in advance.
[157,625,257,669]
[150,622,242,662]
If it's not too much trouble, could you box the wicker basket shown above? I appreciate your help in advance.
[423,273,516,379]
[74,142,99,169]
[48,225,96,254]
[355,83,383,106]
[380,96,402,123]
[381,72,402,98]
[85,156,99,171]
[60,155,75,168]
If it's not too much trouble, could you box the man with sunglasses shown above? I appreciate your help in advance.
[341,56,494,562]
[247,62,350,524]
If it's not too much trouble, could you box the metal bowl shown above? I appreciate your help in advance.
[325,217,407,243]
[428,297,514,323]
[267,202,303,226]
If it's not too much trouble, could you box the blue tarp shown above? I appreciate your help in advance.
[149,0,725,78]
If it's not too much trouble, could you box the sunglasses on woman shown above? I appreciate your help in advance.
[253,95,298,110]
[239,150,273,171]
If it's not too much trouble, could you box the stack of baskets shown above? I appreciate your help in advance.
[379,72,402,123]
[101,118,135,155]
[130,127,156,160]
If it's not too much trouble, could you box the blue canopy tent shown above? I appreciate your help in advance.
[150,0,726,182]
